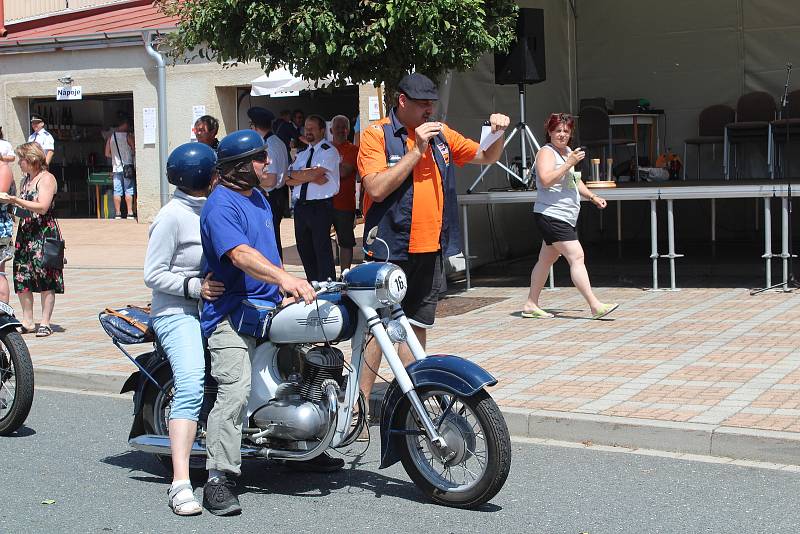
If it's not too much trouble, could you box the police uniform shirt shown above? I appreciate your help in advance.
[264,134,289,191]
[28,129,55,153]
[288,139,340,201]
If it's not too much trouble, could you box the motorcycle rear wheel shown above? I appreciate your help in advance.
[397,387,511,509]
[0,331,34,436]
[141,366,207,476]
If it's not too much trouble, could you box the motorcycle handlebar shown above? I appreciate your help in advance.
[312,280,346,295]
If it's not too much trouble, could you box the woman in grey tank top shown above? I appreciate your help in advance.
[522,113,618,320]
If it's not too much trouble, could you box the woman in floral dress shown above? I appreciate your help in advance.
[0,142,63,337]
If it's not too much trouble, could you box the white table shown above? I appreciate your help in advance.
[459,182,795,290]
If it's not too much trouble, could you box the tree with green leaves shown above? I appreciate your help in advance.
[156,0,518,88]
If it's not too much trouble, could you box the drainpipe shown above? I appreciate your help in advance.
[143,31,169,206]
[0,0,7,37]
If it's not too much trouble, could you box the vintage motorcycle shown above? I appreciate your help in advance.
[102,232,511,509]
[0,300,34,436]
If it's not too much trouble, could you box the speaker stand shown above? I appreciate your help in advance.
[467,84,542,194]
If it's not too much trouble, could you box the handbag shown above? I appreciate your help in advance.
[113,132,136,180]
[41,218,65,270]
[99,305,154,344]
[229,298,276,339]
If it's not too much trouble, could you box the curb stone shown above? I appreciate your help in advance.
[37,367,800,466]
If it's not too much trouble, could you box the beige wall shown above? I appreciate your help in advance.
[3,0,126,22]
[0,42,267,222]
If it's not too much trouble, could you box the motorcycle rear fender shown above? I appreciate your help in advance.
[120,351,170,438]
[378,355,497,469]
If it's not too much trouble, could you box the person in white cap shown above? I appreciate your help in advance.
[27,114,54,168]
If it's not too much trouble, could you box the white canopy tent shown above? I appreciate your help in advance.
[249,68,337,97]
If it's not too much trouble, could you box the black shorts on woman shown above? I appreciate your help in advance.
[534,212,578,245]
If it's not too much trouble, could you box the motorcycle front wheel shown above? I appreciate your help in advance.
[141,366,207,475]
[397,387,511,509]
[0,331,34,436]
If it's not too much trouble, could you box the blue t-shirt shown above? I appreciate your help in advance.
[200,186,282,336]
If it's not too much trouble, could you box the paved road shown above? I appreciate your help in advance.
[2,389,799,534]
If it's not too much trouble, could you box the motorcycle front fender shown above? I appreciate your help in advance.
[0,312,22,333]
[378,355,497,469]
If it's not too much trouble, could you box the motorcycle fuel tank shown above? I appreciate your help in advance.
[268,294,355,344]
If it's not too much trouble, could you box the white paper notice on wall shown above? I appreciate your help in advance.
[191,105,206,140]
[368,96,381,120]
[142,108,157,145]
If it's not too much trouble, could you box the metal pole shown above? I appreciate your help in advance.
[764,197,772,288]
[462,204,471,290]
[667,200,676,290]
[617,200,622,241]
[519,84,527,182]
[143,32,169,207]
[548,265,555,290]
[711,198,716,242]
[782,197,789,290]
[650,199,659,290]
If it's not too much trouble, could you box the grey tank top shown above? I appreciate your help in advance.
[533,144,581,226]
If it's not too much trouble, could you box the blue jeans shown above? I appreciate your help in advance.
[151,314,205,421]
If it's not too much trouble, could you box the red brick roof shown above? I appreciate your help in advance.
[1,0,178,45]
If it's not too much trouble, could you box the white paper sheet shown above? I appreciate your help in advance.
[142,108,156,144]
[479,124,505,151]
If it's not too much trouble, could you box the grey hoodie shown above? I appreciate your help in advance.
[144,189,206,317]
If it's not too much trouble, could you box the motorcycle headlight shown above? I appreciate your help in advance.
[375,264,407,305]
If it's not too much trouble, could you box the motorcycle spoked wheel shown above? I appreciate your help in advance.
[396,387,511,509]
[0,331,34,436]
[140,366,208,476]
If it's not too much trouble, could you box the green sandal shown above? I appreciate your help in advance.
[521,309,554,319]
[592,303,619,320]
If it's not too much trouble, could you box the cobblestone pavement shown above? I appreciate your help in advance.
[16,220,800,448]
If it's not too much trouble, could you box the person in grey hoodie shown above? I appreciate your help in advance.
[143,143,224,516]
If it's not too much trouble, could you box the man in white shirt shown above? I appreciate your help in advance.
[246,106,290,260]
[27,115,54,167]
[286,114,340,282]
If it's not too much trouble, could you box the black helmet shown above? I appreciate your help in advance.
[216,129,266,166]
[166,142,217,190]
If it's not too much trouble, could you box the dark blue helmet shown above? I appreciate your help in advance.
[216,129,266,166]
[166,142,218,190]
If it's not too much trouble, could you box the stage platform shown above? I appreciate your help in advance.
[459,180,800,291]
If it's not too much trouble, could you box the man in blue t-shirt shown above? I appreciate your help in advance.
[200,130,332,517]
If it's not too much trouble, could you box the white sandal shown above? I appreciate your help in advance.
[168,482,202,516]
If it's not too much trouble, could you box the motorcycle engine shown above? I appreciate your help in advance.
[251,346,344,441]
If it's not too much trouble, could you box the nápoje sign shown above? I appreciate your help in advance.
[56,86,82,100]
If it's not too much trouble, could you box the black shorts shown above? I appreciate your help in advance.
[534,212,577,245]
[332,209,356,248]
[393,252,445,328]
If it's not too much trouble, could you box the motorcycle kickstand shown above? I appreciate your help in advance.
[406,389,456,463]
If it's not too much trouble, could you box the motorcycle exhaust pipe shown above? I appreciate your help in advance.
[128,435,262,457]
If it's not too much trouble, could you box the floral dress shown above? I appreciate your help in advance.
[13,175,64,294]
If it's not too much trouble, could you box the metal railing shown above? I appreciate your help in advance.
[4,0,125,22]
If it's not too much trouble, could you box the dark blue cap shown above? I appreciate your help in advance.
[247,106,276,128]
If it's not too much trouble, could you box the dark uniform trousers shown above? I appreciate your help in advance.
[266,185,290,261]
[293,198,336,282]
